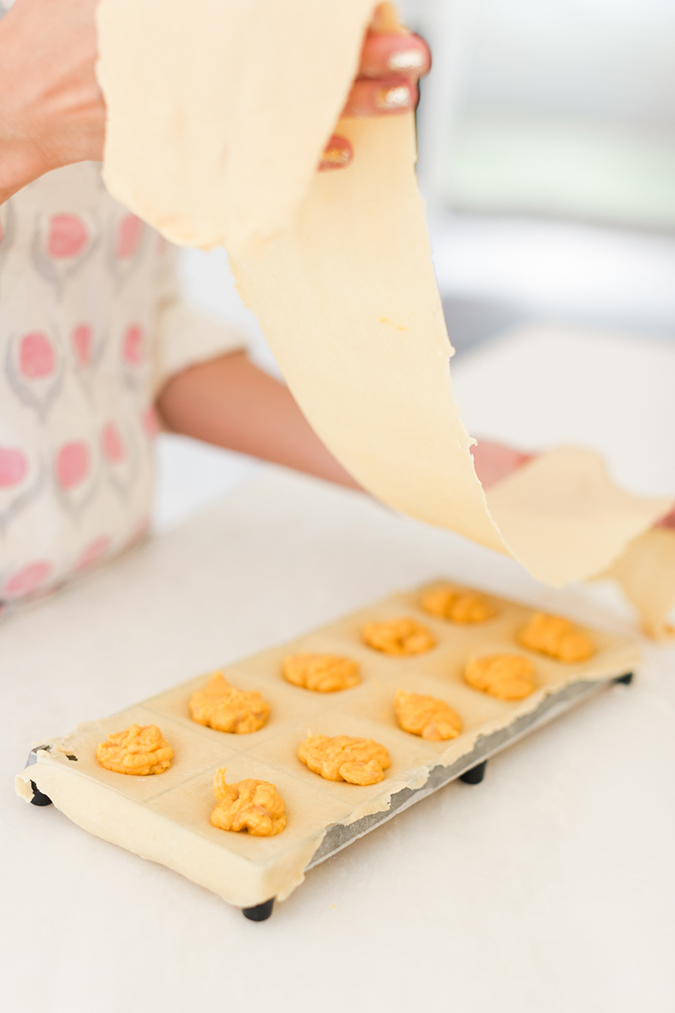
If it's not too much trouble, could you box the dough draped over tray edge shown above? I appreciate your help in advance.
[15,610,640,907]
[15,736,320,907]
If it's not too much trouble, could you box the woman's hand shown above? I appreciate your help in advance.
[471,445,675,537]
[0,0,429,202]
[320,18,430,171]
[0,0,104,204]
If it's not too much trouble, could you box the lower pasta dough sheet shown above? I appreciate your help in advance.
[97,0,672,594]
[17,583,641,908]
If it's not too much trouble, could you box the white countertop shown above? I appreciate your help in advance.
[2,324,674,1013]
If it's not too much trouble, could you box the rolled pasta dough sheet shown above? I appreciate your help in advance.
[96,0,376,256]
[230,112,670,585]
[97,0,672,589]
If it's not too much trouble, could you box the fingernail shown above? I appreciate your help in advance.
[376,84,412,110]
[319,138,352,170]
[388,49,425,72]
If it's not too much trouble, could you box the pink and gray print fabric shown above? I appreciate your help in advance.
[0,162,169,605]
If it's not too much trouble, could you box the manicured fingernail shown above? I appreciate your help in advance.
[388,49,425,72]
[319,137,352,170]
[376,84,412,110]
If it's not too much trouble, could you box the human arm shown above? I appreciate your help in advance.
[156,351,361,489]
[0,0,429,204]
[157,352,533,493]
[472,443,675,529]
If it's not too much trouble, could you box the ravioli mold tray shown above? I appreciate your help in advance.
[17,581,639,921]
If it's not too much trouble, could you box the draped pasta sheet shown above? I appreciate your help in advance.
[97,0,378,257]
[598,529,675,640]
[97,0,672,595]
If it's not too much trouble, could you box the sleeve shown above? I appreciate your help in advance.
[152,242,248,394]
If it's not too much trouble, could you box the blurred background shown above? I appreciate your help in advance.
[405,0,675,350]
[182,0,675,349]
[161,0,675,526]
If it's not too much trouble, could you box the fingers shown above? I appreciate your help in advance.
[320,28,430,169]
[358,32,431,80]
[342,31,428,119]
[318,134,353,172]
[342,77,419,117]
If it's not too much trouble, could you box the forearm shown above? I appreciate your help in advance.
[157,351,361,490]
[157,351,543,494]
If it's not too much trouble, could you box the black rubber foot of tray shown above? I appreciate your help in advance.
[29,780,53,806]
[459,760,487,785]
[242,898,275,922]
[614,672,634,686]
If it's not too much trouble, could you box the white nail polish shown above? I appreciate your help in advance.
[376,84,411,110]
[388,49,425,72]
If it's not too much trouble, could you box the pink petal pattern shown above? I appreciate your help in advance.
[122,324,144,365]
[5,560,53,597]
[47,214,89,259]
[0,167,176,601]
[72,324,92,367]
[56,441,90,489]
[116,214,144,259]
[102,422,126,463]
[141,405,159,437]
[0,447,28,488]
[19,331,55,379]
[74,535,111,571]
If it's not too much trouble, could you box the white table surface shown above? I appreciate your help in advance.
[2,325,674,1013]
